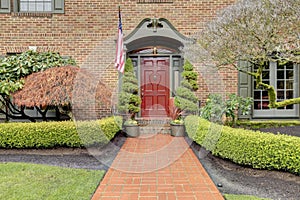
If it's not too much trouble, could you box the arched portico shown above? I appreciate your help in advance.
[124,18,192,118]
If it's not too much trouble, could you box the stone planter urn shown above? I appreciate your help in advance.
[124,124,140,137]
[170,124,185,137]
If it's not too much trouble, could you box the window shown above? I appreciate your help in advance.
[253,62,299,118]
[129,47,177,55]
[0,0,64,13]
[253,64,271,110]
[19,0,52,12]
[16,0,64,13]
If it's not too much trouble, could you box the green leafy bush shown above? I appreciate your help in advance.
[185,115,300,175]
[76,116,122,147]
[0,50,76,95]
[201,93,253,125]
[0,116,122,148]
[200,94,225,122]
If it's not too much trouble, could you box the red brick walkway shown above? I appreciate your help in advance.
[92,134,224,200]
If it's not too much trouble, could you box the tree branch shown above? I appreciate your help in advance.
[275,98,300,108]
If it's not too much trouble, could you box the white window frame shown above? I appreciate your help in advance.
[253,62,299,118]
[19,0,52,13]
[13,0,64,13]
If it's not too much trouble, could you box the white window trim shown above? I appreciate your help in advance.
[253,62,299,118]
[13,0,64,14]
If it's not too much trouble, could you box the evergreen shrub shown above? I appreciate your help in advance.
[174,60,199,115]
[185,115,300,175]
[118,58,141,120]
[236,120,300,129]
[0,116,122,148]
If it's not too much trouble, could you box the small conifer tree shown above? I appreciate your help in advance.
[118,58,141,120]
[174,60,199,116]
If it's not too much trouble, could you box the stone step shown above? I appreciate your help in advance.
[136,118,171,134]
[139,125,171,135]
[136,118,171,126]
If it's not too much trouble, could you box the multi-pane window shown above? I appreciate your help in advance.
[253,64,270,110]
[253,62,298,117]
[0,0,64,14]
[19,0,52,12]
[276,62,295,110]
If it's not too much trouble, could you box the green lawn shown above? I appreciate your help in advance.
[0,162,105,200]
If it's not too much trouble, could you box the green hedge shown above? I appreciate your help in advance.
[236,120,300,129]
[185,116,300,175]
[0,116,122,148]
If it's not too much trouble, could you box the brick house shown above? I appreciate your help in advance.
[0,0,299,120]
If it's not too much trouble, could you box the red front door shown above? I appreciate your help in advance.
[141,57,170,118]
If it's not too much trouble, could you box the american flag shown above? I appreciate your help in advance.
[115,6,125,73]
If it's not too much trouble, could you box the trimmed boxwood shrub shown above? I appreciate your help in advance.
[236,120,300,129]
[0,116,122,148]
[185,115,300,175]
[76,116,122,147]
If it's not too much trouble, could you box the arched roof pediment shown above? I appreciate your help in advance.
[124,18,194,52]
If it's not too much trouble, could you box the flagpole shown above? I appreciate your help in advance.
[115,5,125,74]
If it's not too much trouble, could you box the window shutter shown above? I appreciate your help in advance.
[0,0,10,13]
[238,61,252,119]
[53,0,64,13]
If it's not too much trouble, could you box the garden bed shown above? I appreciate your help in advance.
[1,119,300,199]
[186,136,300,200]
[1,130,299,199]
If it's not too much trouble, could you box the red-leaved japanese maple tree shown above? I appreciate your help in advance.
[13,66,111,120]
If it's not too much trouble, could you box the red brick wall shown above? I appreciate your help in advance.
[194,65,238,107]
[0,0,237,119]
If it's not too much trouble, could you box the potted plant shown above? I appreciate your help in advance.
[169,98,185,137]
[123,118,140,137]
[118,58,141,137]
[171,60,199,136]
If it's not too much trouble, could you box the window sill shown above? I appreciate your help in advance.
[11,12,52,18]
[137,0,173,3]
